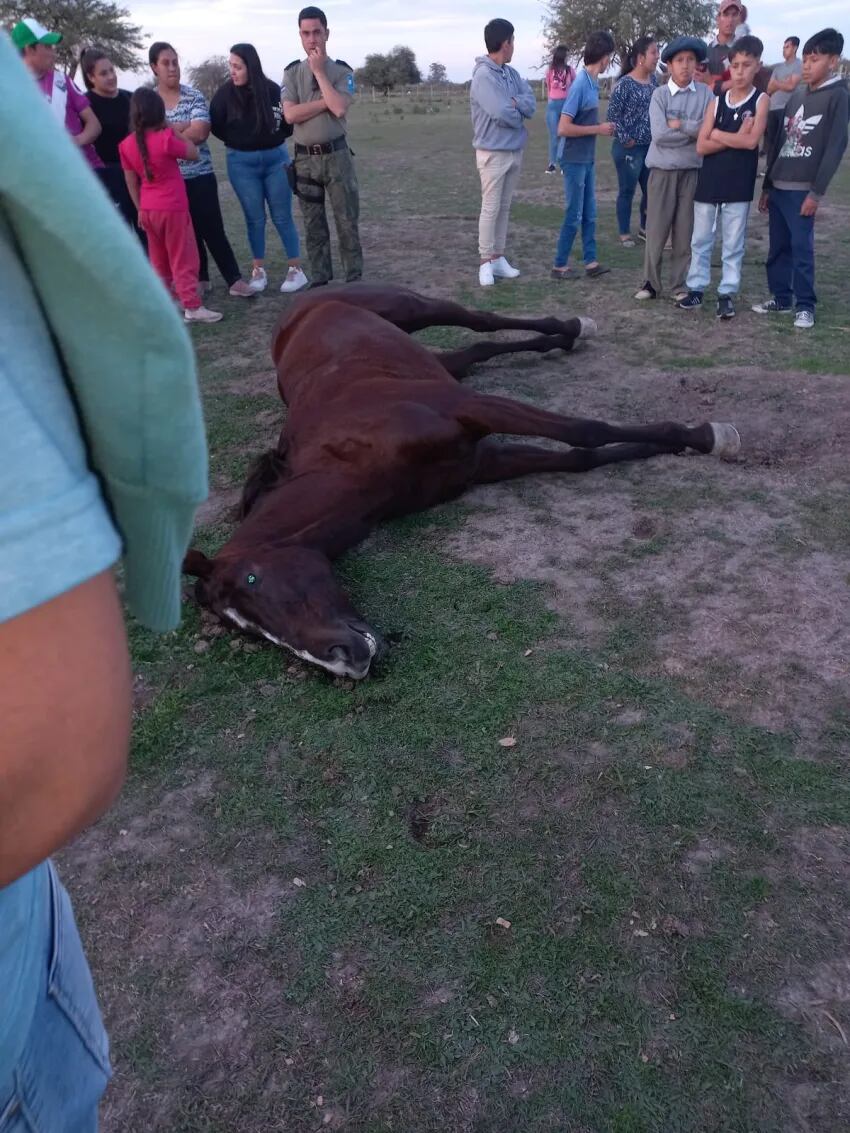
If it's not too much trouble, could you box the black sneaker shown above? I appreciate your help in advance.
[676,290,703,310]
[634,281,657,300]
[545,163,556,174]
[717,295,735,320]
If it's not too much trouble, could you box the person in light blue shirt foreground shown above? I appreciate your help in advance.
[0,30,207,1131]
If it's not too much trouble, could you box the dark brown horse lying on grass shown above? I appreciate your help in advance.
[184,284,740,679]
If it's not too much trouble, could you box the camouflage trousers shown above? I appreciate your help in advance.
[293,146,362,284]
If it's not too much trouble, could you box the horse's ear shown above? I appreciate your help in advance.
[183,549,213,578]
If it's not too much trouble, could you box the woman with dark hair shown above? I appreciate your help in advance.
[544,45,575,173]
[606,36,659,246]
[210,43,306,292]
[80,47,141,236]
[149,41,253,298]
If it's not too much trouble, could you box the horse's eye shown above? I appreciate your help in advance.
[246,573,257,585]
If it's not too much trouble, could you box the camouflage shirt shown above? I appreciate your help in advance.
[282,57,354,146]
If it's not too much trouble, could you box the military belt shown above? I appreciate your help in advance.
[294,137,348,156]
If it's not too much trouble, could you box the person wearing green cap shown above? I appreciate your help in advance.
[12,16,103,169]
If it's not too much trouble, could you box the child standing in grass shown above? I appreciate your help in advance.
[550,31,617,281]
[635,36,713,302]
[119,89,223,324]
[753,28,849,330]
[677,36,768,320]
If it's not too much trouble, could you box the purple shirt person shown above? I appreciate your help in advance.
[12,17,103,169]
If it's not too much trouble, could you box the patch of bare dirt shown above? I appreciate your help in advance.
[194,484,243,528]
[58,773,318,1132]
[444,347,850,743]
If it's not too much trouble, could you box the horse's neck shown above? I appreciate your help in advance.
[228,470,374,559]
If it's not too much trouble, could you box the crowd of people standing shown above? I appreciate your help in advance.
[10,6,361,325]
[470,8,848,329]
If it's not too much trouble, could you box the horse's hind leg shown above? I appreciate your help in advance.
[435,333,580,379]
[386,291,594,340]
[456,394,741,457]
[472,439,684,483]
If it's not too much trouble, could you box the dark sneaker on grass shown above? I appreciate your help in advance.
[545,163,556,174]
[634,281,656,300]
[676,290,703,310]
[751,297,793,314]
[717,295,735,320]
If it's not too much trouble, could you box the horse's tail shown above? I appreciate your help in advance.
[239,445,289,518]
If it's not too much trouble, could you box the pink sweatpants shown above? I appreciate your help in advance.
[139,208,201,309]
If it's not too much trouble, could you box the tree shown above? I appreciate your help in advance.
[545,0,714,71]
[0,0,143,77]
[355,44,421,95]
[427,62,447,85]
[388,45,421,87]
[188,55,230,103]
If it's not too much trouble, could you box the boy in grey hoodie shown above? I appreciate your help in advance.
[470,18,535,286]
[754,28,849,329]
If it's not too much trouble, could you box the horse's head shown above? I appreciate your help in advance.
[184,546,383,679]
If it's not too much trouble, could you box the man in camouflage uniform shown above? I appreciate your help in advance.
[282,5,362,286]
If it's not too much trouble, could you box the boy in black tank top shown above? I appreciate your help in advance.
[677,36,768,318]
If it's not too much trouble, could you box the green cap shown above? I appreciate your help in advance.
[11,18,63,50]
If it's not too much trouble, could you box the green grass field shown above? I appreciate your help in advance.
[63,99,850,1132]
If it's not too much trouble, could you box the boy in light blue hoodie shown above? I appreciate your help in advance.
[470,18,535,286]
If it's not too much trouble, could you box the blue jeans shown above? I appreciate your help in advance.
[0,865,110,1133]
[766,188,816,313]
[554,161,597,267]
[545,98,565,166]
[611,140,649,236]
[687,201,750,296]
[226,144,300,261]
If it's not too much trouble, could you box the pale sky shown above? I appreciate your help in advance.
[123,0,847,84]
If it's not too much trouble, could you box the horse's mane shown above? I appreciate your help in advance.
[239,445,289,518]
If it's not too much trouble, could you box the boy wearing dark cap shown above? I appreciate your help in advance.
[635,36,713,301]
[754,28,849,329]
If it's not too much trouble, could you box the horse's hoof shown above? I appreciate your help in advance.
[578,317,597,338]
[709,422,741,458]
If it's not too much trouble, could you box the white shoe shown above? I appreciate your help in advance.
[479,261,495,287]
[248,267,267,293]
[794,309,815,329]
[280,266,309,293]
[492,256,520,279]
[185,305,223,324]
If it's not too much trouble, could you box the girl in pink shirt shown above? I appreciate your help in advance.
[544,45,575,172]
[119,89,222,322]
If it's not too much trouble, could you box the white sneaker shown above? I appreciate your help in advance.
[185,305,223,324]
[492,256,520,279]
[280,266,309,293]
[479,261,495,287]
[248,267,268,293]
[794,309,815,329]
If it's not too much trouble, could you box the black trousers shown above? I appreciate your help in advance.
[184,172,241,286]
[95,164,146,247]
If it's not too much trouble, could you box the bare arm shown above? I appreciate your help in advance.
[173,117,211,144]
[283,98,330,125]
[74,105,101,148]
[558,114,614,138]
[711,95,769,150]
[0,571,131,887]
[123,168,140,211]
[696,98,724,156]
